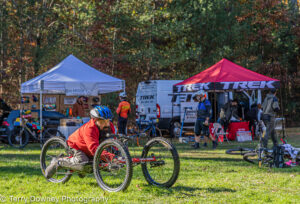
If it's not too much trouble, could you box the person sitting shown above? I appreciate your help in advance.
[45,105,113,179]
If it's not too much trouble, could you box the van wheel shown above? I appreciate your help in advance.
[170,121,181,138]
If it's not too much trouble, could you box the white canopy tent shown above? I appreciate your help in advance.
[21,54,125,95]
[20,54,125,138]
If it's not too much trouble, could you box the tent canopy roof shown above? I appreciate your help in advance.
[21,55,124,95]
[174,59,279,92]
[176,58,279,85]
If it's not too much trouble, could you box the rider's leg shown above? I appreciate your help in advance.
[118,117,126,134]
[262,119,271,149]
[193,120,201,149]
[269,117,278,147]
[194,135,201,149]
[203,135,209,147]
[45,149,89,179]
[202,122,209,147]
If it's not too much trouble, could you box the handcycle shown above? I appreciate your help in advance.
[8,114,64,149]
[40,134,180,192]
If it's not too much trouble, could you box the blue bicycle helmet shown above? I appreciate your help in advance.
[90,105,113,120]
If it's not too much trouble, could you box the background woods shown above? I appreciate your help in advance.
[0,0,299,125]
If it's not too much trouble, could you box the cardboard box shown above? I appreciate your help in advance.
[60,118,82,126]
[236,131,252,142]
[31,112,39,118]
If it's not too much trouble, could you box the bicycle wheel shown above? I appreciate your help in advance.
[41,128,65,146]
[243,152,273,167]
[8,127,29,149]
[40,137,72,183]
[93,139,133,192]
[226,148,254,155]
[141,137,180,188]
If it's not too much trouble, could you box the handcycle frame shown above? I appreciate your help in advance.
[41,133,180,192]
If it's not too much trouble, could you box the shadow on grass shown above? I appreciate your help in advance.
[181,157,248,167]
[0,153,39,161]
[136,184,237,197]
[0,165,41,176]
[172,185,236,193]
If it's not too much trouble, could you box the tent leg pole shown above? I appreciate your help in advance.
[214,92,217,122]
[20,93,23,126]
[279,85,285,139]
[40,90,43,140]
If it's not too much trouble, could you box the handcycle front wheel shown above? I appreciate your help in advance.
[40,137,72,183]
[226,148,254,155]
[141,137,180,188]
[93,139,133,192]
[8,127,30,149]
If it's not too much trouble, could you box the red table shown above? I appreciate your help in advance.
[227,121,249,141]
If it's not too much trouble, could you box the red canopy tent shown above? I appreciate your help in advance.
[173,58,280,93]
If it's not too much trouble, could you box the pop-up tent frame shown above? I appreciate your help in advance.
[21,55,125,138]
[173,58,282,137]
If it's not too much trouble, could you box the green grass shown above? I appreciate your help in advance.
[0,130,299,204]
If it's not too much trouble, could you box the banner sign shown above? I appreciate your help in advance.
[173,81,280,93]
[65,82,99,96]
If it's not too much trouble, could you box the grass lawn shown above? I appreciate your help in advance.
[0,129,299,204]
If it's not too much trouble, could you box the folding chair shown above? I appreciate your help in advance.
[274,117,285,138]
[211,123,230,144]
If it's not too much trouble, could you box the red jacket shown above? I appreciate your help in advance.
[67,119,100,157]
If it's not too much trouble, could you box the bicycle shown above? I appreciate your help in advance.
[127,113,162,147]
[8,114,64,149]
[226,120,300,167]
[40,134,180,192]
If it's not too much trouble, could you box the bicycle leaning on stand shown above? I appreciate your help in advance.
[8,114,64,149]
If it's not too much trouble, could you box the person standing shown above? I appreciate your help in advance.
[116,92,131,134]
[261,89,280,149]
[192,90,214,149]
[73,96,86,117]
[91,97,100,108]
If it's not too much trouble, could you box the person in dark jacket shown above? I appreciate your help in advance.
[72,96,86,117]
[220,99,242,132]
[192,90,213,149]
[246,103,259,138]
[261,89,280,148]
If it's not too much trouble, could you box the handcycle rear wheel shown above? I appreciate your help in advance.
[141,137,180,188]
[226,148,254,155]
[40,137,72,183]
[93,139,133,192]
[8,127,29,149]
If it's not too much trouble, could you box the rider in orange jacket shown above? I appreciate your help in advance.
[116,92,131,134]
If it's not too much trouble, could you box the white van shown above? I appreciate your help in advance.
[136,80,182,135]
[136,80,261,137]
